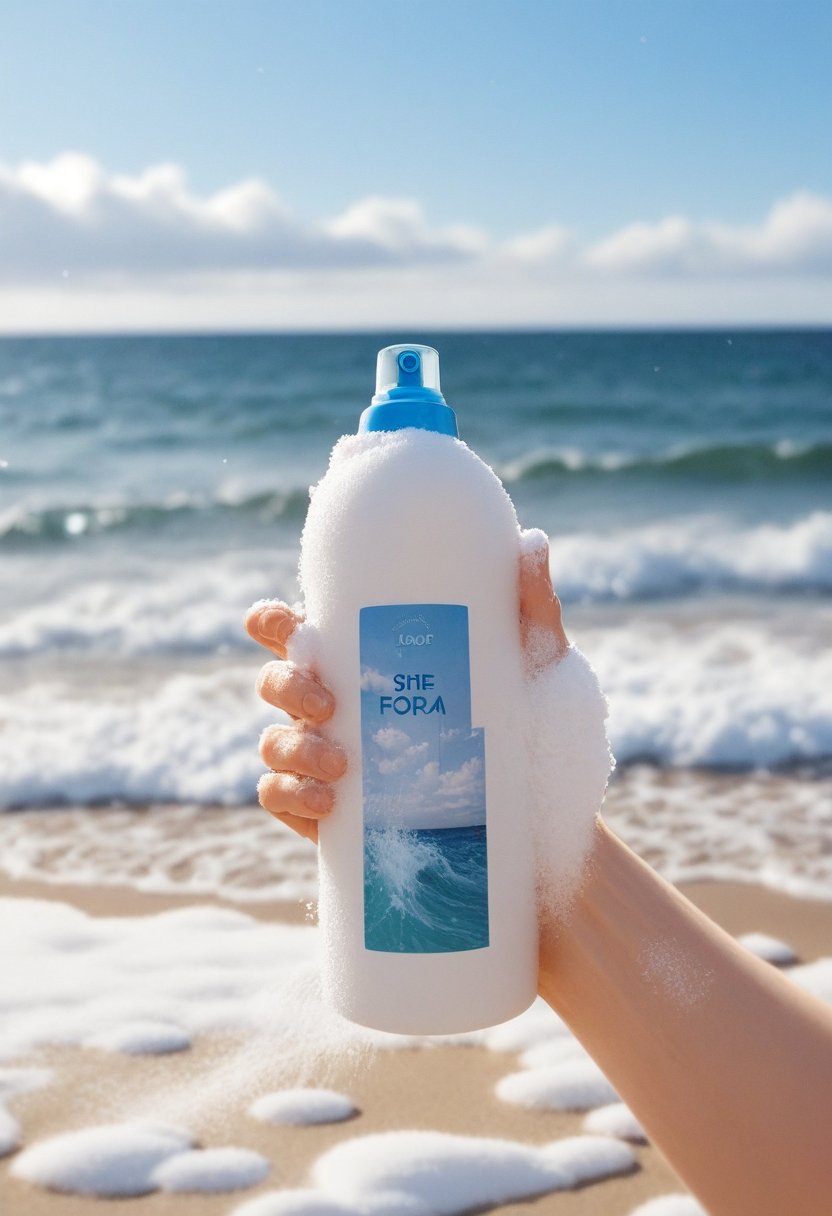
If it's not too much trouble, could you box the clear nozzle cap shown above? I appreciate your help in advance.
[375,344,441,397]
[360,342,457,436]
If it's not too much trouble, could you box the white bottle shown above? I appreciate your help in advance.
[297,344,537,1034]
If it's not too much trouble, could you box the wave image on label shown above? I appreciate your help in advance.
[359,604,489,954]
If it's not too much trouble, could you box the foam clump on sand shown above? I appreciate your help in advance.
[496,1058,618,1112]
[518,1036,592,1069]
[12,1122,270,1198]
[738,932,798,965]
[152,1146,270,1193]
[11,1121,194,1196]
[0,896,315,1062]
[231,1130,635,1216]
[474,998,572,1052]
[630,1195,706,1215]
[0,1067,53,1157]
[786,957,832,1002]
[497,1035,624,1117]
[249,1088,356,1126]
[84,1020,191,1055]
[0,1067,53,1098]
[583,1102,647,1143]
[0,1105,21,1156]
[233,1193,356,1216]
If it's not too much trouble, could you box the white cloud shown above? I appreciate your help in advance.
[366,750,486,830]
[372,726,410,752]
[434,756,484,812]
[585,192,832,276]
[0,153,484,283]
[500,223,572,264]
[325,195,487,259]
[0,154,831,328]
[377,741,429,775]
[14,152,105,214]
[360,668,389,693]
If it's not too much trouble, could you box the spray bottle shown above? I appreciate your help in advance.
[296,344,537,1033]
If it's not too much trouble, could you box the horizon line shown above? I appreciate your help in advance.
[1,322,831,341]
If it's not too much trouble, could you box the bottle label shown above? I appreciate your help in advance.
[359,603,489,953]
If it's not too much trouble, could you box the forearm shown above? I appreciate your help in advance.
[539,820,832,1216]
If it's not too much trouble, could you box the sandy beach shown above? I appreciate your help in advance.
[2,864,829,1216]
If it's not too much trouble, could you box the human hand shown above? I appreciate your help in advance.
[245,600,347,844]
[246,535,567,843]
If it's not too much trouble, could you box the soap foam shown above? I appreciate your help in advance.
[0,895,379,1138]
[229,1130,635,1216]
[84,1021,192,1056]
[583,1102,648,1144]
[522,644,615,921]
[248,1088,357,1126]
[787,957,832,1004]
[737,932,798,966]
[518,526,550,561]
[629,1196,706,1216]
[0,1105,21,1157]
[151,1146,270,1193]
[0,1067,53,1098]
[496,1058,619,1112]
[11,1121,194,1197]
[12,1122,271,1199]
[4,894,832,1210]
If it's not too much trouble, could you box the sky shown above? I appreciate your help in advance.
[1,0,831,331]
[360,604,486,831]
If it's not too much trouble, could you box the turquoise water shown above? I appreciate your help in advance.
[0,330,830,808]
[364,824,489,953]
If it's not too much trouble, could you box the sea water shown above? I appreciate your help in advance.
[363,823,489,954]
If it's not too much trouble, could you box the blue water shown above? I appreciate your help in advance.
[0,329,830,809]
[364,824,489,953]
[2,330,831,551]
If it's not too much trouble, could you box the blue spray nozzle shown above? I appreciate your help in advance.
[396,349,422,385]
[359,344,458,437]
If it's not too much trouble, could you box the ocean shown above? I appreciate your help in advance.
[1,330,830,900]
[364,824,489,954]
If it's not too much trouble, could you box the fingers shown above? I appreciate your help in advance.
[257,773,330,844]
[519,534,569,665]
[258,771,335,819]
[246,599,303,660]
[257,724,346,841]
[249,600,341,844]
[259,724,347,783]
[270,811,319,845]
[256,660,335,723]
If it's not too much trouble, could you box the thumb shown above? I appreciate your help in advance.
[518,530,568,668]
